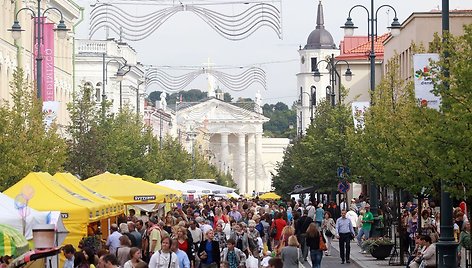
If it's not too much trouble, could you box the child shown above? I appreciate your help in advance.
[221,238,246,268]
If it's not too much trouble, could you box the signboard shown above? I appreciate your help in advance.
[337,166,350,179]
[34,19,55,101]
[61,213,69,219]
[351,102,370,129]
[338,181,350,193]
[413,53,441,110]
[133,195,156,202]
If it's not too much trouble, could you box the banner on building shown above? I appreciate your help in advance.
[413,53,440,110]
[351,101,370,129]
[43,101,59,127]
[34,19,55,102]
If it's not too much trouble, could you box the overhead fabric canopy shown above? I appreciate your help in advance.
[53,173,124,218]
[0,224,29,257]
[288,186,317,195]
[4,172,110,248]
[84,173,181,205]
[0,192,67,241]
[157,180,211,195]
[259,192,281,200]
[185,180,235,194]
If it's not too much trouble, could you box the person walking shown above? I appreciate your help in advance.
[197,229,220,268]
[305,223,325,268]
[315,204,324,228]
[321,211,336,256]
[335,210,355,264]
[357,203,373,253]
[149,237,179,268]
[280,235,302,268]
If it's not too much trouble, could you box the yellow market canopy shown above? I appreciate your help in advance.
[53,173,124,218]
[83,173,181,205]
[259,192,281,200]
[4,172,107,223]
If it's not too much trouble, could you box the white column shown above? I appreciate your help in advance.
[220,132,229,172]
[255,132,263,192]
[246,133,256,194]
[237,133,247,194]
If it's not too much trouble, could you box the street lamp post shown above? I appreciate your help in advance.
[341,0,401,237]
[437,1,457,267]
[9,0,69,100]
[102,54,129,116]
[313,54,353,107]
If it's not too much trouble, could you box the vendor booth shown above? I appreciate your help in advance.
[4,172,116,251]
[0,192,67,242]
[84,173,182,205]
[259,192,281,200]
[157,180,210,200]
[185,180,236,195]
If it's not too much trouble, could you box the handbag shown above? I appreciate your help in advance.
[325,230,333,237]
[319,234,327,251]
[270,224,277,238]
[246,254,259,268]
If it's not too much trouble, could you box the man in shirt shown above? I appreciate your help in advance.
[188,220,203,250]
[62,244,75,268]
[106,224,122,256]
[171,238,190,268]
[336,209,355,264]
[98,254,119,268]
[228,206,242,222]
[148,217,162,255]
[357,203,374,253]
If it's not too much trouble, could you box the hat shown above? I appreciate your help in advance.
[149,216,158,224]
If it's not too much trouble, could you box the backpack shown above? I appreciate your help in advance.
[256,222,264,238]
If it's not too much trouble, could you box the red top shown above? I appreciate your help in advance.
[178,239,188,252]
[272,218,287,241]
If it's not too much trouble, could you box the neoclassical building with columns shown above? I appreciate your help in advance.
[175,97,271,194]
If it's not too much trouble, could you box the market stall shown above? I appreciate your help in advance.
[259,192,281,200]
[157,180,210,200]
[0,192,67,242]
[4,172,111,250]
[185,180,236,195]
[83,173,182,205]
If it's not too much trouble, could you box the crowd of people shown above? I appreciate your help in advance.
[59,196,471,268]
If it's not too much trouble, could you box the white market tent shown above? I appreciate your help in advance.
[185,180,236,194]
[0,192,68,243]
[157,180,211,196]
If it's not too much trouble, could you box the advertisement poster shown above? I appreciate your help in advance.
[43,101,59,127]
[351,101,370,129]
[413,53,441,110]
[34,20,55,101]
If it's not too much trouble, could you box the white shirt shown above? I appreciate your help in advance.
[188,227,203,243]
[306,205,315,219]
[346,210,359,228]
[148,251,179,268]
[261,256,271,268]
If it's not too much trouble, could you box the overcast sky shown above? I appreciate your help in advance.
[74,0,472,105]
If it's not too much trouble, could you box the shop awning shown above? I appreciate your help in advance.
[83,173,181,205]
[259,192,281,200]
[185,180,235,194]
[53,173,124,217]
[157,180,211,195]
[0,224,29,257]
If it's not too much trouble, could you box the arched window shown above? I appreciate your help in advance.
[95,82,102,102]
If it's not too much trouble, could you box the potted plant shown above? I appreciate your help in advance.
[361,237,394,260]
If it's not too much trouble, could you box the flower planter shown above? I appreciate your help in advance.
[370,244,394,260]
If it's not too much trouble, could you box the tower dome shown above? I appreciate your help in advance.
[304,1,336,49]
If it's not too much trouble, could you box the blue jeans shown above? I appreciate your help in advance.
[310,249,323,268]
[357,228,370,248]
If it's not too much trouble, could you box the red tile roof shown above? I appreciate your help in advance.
[337,33,390,61]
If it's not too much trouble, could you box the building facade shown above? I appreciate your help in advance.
[383,10,472,81]
[0,0,81,126]
[74,39,145,116]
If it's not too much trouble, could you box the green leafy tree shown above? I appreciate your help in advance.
[0,68,67,190]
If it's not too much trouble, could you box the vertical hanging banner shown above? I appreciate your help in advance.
[413,53,440,110]
[33,20,55,101]
[351,101,370,129]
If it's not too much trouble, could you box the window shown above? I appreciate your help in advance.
[311,57,318,72]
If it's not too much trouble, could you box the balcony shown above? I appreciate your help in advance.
[75,39,137,65]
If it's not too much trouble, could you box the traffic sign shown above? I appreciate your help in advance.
[338,181,351,193]
[337,166,351,179]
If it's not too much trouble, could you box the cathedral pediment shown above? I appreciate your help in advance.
[176,98,269,125]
